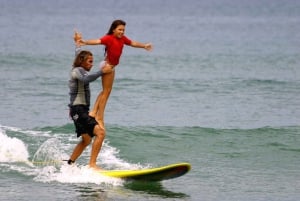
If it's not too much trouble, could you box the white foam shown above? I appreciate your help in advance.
[34,163,124,186]
[0,126,151,186]
[0,125,52,137]
[31,140,149,186]
[0,127,29,162]
[32,138,68,166]
[100,140,151,170]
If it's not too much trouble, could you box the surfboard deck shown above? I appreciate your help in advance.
[96,162,191,182]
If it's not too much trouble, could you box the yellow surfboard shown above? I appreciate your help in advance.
[96,162,191,182]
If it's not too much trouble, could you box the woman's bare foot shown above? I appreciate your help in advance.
[98,120,105,130]
[94,117,105,130]
[89,111,96,118]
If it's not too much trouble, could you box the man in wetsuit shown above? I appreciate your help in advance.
[67,36,113,169]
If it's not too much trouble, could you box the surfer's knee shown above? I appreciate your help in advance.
[94,125,105,138]
[81,134,92,146]
[102,87,112,97]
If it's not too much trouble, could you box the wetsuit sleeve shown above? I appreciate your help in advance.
[71,67,103,84]
[75,46,81,56]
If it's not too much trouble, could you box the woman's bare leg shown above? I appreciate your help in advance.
[89,69,115,128]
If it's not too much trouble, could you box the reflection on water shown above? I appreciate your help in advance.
[74,184,109,201]
[72,181,189,201]
[124,181,189,199]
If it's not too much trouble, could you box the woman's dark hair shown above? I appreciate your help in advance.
[73,50,93,67]
[104,19,126,56]
[106,19,126,35]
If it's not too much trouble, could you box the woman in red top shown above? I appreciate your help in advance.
[76,19,153,129]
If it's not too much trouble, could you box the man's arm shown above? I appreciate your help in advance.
[72,68,103,84]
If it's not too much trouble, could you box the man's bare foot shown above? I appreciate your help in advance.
[89,164,103,171]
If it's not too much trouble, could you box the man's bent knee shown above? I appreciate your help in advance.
[81,134,92,146]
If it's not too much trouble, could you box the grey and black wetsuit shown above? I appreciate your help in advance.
[69,47,103,137]
[69,67,102,107]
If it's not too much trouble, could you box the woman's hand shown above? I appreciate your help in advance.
[144,43,153,51]
[74,31,82,42]
[74,30,82,47]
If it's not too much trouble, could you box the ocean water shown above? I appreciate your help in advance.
[1,0,300,200]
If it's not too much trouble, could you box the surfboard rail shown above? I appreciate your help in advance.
[96,162,191,182]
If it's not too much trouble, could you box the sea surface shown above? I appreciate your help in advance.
[1,0,300,200]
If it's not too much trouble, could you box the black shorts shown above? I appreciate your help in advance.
[69,105,97,138]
